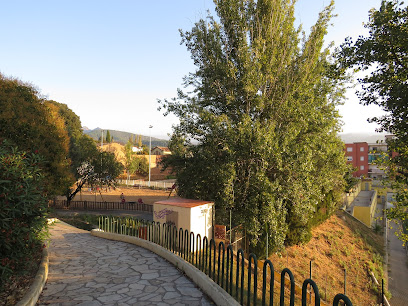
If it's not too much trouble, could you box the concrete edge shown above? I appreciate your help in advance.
[16,246,49,306]
[91,229,239,306]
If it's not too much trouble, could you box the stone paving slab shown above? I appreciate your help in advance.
[37,222,213,305]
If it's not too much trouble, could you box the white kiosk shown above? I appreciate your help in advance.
[153,198,213,240]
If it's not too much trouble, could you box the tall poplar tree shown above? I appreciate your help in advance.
[138,135,142,147]
[159,0,347,253]
[105,130,112,143]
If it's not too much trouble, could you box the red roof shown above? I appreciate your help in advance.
[154,198,213,208]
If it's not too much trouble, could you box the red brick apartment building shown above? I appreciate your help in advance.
[344,142,369,177]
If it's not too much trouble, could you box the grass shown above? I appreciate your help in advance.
[49,213,101,231]
[266,210,386,305]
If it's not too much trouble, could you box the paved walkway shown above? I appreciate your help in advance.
[37,222,213,306]
[387,221,408,306]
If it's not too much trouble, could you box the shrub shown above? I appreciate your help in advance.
[0,141,49,289]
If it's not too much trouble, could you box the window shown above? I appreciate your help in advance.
[360,147,364,152]
[347,147,353,152]
[347,156,353,161]
[360,165,365,170]
[360,156,364,161]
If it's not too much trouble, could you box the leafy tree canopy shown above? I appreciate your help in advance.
[0,141,49,287]
[337,0,408,135]
[0,75,72,195]
[337,0,408,243]
[123,140,149,176]
[160,0,347,253]
[105,130,112,143]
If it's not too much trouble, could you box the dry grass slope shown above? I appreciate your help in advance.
[267,210,384,305]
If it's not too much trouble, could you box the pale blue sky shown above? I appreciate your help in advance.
[0,0,384,138]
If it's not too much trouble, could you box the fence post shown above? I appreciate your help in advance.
[382,279,384,305]
[196,234,202,269]
[344,269,347,296]
[190,232,195,264]
[217,241,225,287]
[236,249,245,304]
[247,253,258,306]
[209,239,216,280]
[262,259,274,306]
[301,279,320,306]
[226,245,233,295]
[280,268,295,306]
[333,293,352,306]
[310,260,313,303]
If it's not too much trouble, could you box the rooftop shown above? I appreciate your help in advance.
[154,198,213,208]
[351,190,376,208]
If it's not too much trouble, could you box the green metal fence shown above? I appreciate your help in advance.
[50,199,153,212]
[98,216,353,306]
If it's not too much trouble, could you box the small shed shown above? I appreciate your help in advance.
[153,198,213,240]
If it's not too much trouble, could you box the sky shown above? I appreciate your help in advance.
[0,0,385,139]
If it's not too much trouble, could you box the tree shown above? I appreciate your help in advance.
[92,151,124,186]
[0,75,72,196]
[0,141,49,288]
[159,0,347,253]
[123,140,149,177]
[66,149,124,205]
[344,166,359,193]
[65,135,100,204]
[106,130,112,143]
[42,101,102,203]
[337,0,408,243]
[44,100,84,171]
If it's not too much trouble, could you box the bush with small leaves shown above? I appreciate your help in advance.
[0,141,49,289]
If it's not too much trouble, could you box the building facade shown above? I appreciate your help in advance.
[344,142,369,177]
[345,140,390,179]
[151,146,172,155]
[367,142,388,180]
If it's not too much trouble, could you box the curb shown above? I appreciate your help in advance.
[91,229,239,306]
[16,246,49,306]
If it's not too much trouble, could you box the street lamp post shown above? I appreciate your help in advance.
[148,125,153,187]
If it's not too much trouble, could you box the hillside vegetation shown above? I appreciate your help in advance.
[267,210,384,305]
[84,128,168,147]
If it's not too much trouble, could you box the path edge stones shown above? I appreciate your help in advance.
[16,247,49,306]
[91,229,240,306]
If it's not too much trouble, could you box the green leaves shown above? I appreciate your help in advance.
[160,0,347,254]
[337,0,408,244]
[0,76,73,196]
[0,141,48,288]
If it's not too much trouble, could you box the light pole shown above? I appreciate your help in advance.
[148,125,153,187]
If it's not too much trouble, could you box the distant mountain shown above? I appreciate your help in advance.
[83,128,169,147]
[339,133,389,144]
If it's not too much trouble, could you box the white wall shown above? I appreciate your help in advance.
[190,204,213,240]
[153,202,213,244]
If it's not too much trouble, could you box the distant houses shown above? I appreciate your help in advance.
[151,146,171,155]
[344,135,394,180]
[132,146,143,153]
[343,135,396,227]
